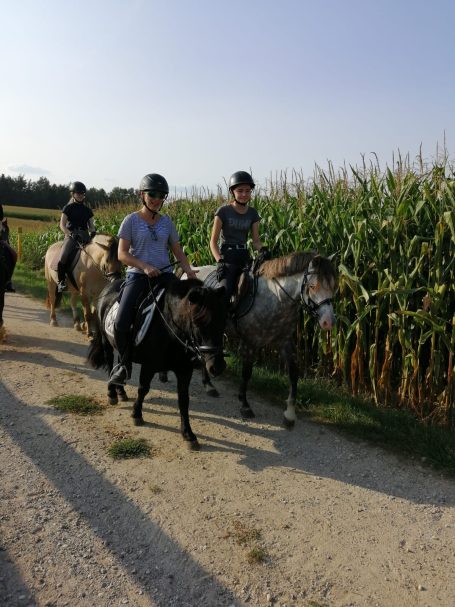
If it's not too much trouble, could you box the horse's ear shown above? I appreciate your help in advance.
[188,287,204,304]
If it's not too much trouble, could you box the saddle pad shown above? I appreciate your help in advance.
[104,289,166,349]
[104,301,119,343]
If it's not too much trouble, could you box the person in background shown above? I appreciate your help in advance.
[209,170,269,309]
[0,202,17,292]
[57,181,96,292]
[109,173,198,386]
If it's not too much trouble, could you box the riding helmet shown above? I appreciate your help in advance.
[139,173,169,194]
[229,171,255,191]
[69,181,87,194]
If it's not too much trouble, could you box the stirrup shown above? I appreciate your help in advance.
[109,363,128,386]
[57,281,67,293]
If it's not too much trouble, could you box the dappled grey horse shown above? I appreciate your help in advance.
[186,251,337,427]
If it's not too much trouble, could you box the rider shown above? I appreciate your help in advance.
[109,173,198,386]
[209,170,269,308]
[57,181,96,293]
[0,203,17,292]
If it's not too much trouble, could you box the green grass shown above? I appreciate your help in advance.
[47,395,103,415]
[11,263,87,318]
[107,438,151,459]
[226,355,455,476]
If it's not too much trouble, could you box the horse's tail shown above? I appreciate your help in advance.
[87,314,108,370]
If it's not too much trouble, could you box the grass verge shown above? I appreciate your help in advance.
[226,356,455,476]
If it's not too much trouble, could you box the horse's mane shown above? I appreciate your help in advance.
[258,251,337,285]
[167,277,204,297]
[92,233,119,263]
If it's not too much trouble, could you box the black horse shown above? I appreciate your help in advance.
[0,223,15,337]
[87,277,227,449]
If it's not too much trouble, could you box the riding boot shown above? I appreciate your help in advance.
[57,261,67,292]
[109,328,131,385]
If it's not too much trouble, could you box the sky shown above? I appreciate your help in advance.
[2,0,455,195]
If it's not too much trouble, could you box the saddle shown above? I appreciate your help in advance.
[204,267,258,320]
[104,281,167,348]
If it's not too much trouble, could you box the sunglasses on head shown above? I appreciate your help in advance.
[147,225,158,241]
[145,190,167,200]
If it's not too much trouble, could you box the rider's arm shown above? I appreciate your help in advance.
[59,213,71,237]
[210,216,223,262]
[117,237,160,277]
[251,220,264,251]
[170,241,198,279]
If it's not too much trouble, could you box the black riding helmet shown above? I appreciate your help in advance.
[139,173,169,194]
[69,181,87,194]
[229,171,255,192]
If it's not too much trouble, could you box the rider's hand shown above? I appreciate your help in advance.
[186,269,199,279]
[143,264,160,277]
[257,246,271,264]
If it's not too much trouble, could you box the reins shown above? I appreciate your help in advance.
[145,275,219,365]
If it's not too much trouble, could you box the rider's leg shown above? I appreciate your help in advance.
[109,274,147,385]
[57,236,76,291]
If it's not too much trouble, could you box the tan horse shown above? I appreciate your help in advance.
[44,233,122,337]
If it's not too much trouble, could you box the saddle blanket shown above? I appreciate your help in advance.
[104,288,166,348]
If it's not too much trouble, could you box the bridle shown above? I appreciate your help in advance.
[77,240,122,282]
[147,281,223,365]
[272,267,334,318]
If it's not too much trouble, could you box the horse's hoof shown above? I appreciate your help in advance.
[240,407,255,419]
[50,320,58,327]
[74,324,82,332]
[206,388,219,398]
[132,416,144,426]
[283,416,295,429]
[187,439,200,451]
[108,396,118,405]
[118,392,129,402]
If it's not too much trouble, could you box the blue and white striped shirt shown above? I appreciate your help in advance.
[118,212,179,274]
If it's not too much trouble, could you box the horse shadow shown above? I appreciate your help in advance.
[0,380,237,606]
[139,373,455,507]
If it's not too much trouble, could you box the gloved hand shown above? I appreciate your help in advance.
[216,258,226,282]
[257,246,271,264]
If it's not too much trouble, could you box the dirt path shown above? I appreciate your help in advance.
[0,292,454,607]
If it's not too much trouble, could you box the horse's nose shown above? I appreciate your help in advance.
[319,313,335,331]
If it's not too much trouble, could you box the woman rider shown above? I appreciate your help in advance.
[57,181,96,292]
[109,173,198,386]
[209,171,269,310]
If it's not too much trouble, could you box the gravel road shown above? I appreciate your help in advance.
[0,292,454,607]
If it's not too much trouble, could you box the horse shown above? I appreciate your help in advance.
[184,251,337,427]
[44,233,122,337]
[87,277,227,449]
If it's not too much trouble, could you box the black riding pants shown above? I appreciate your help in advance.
[58,236,79,281]
[219,248,251,301]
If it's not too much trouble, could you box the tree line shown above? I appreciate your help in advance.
[0,174,135,209]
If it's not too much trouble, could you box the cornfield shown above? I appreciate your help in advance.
[13,156,455,426]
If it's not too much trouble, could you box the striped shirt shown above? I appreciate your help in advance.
[118,212,179,274]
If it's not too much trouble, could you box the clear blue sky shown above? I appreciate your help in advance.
[2,0,454,194]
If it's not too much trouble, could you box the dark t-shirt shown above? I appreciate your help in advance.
[62,202,93,232]
[215,204,261,246]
